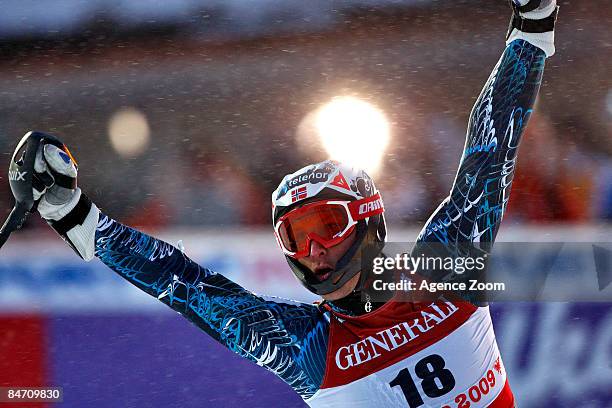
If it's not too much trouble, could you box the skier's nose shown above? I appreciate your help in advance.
[309,239,327,259]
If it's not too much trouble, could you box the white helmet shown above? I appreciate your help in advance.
[272,160,386,295]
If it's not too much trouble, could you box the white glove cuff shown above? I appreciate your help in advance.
[506,30,555,57]
[66,203,99,261]
[39,187,100,261]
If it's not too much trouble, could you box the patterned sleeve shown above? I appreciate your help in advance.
[417,39,546,250]
[94,213,328,400]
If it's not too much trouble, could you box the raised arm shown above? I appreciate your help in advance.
[94,213,328,399]
[21,135,327,401]
[418,0,557,250]
[418,39,544,248]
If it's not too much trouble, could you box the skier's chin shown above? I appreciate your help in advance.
[320,272,362,301]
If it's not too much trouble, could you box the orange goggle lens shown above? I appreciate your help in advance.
[277,204,350,256]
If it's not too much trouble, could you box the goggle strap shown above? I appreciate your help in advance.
[348,193,384,220]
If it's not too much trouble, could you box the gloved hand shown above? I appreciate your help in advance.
[507,0,558,57]
[31,136,98,261]
[33,142,82,221]
[512,0,557,20]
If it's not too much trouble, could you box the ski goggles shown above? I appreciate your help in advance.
[274,193,384,259]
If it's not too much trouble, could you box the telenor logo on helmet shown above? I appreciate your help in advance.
[287,169,330,188]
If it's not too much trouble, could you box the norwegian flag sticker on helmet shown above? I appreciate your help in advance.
[291,186,308,202]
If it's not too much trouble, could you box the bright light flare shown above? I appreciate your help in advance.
[108,107,151,158]
[315,96,390,175]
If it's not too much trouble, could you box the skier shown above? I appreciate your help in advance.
[17,1,558,406]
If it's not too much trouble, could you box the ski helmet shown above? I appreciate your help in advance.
[272,160,386,295]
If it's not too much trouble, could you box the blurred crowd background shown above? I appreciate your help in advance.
[0,2,610,408]
[0,0,610,231]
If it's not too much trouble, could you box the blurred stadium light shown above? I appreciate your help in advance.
[315,96,390,175]
[108,107,151,158]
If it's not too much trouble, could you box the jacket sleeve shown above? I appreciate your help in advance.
[94,213,328,400]
[417,39,546,250]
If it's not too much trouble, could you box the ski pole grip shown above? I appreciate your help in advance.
[0,203,30,250]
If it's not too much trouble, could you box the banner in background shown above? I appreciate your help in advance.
[0,227,610,407]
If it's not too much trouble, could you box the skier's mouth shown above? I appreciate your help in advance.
[313,267,334,282]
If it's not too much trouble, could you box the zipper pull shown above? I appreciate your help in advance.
[364,293,372,313]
